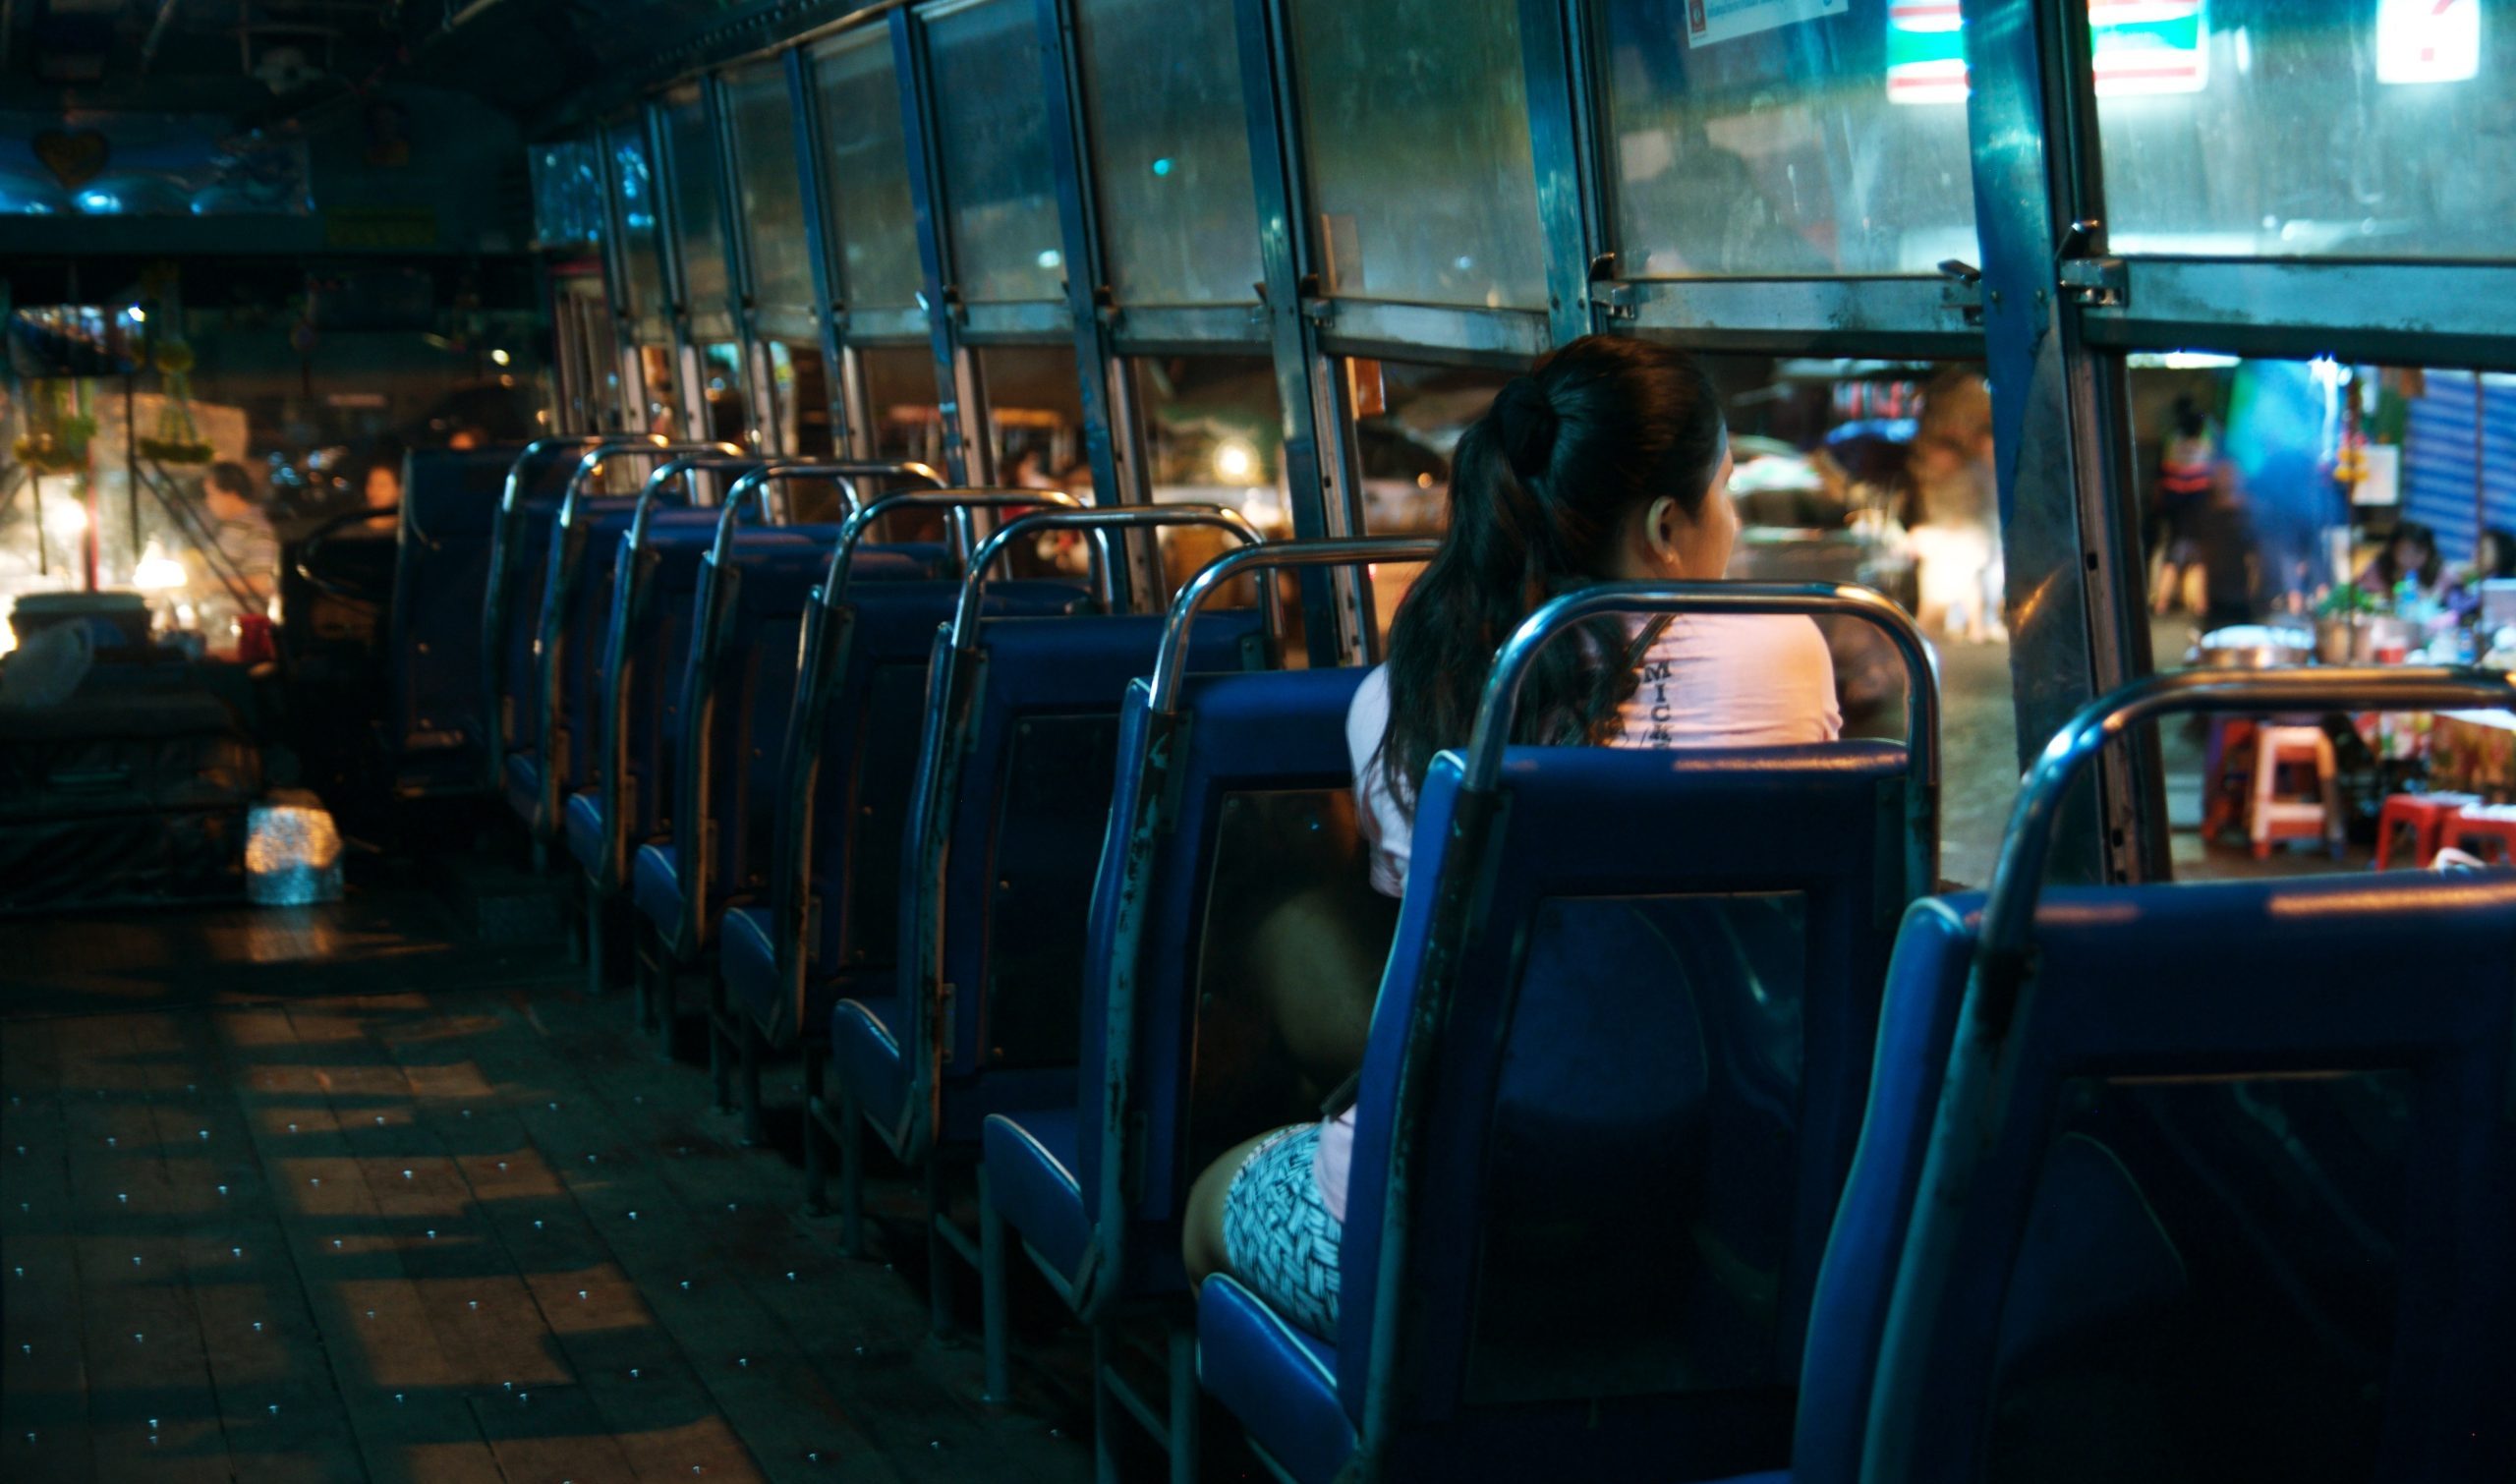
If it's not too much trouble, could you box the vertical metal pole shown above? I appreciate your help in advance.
[650,96,709,445]
[1233,0,1348,665]
[707,73,768,453]
[894,7,977,486]
[1037,0,1146,609]
[1518,0,1604,350]
[789,41,863,459]
[595,122,644,434]
[1960,0,2152,883]
[125,371,140,552]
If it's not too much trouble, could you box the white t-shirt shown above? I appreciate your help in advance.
[1320,612,1844,1221]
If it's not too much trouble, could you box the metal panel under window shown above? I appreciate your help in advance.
[1287,0,1548,311]
[726,60,816,318]
[663,86,733,332]
[1597,0,1976,278]
[926,0,1063,304]
[1075,0,1264,307]
[812,27,925,312]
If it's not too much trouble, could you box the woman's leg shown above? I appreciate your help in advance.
[1183,1129,1279,1284]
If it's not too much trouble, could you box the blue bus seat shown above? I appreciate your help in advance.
[830,609,1268,1171]
[984,665,1375,1320]
[388,446,544,797]
[1813,871,2516,1484]
[716,578,1093,1052]
[1200,738,1921,1483]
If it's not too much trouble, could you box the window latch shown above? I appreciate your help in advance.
[2055,219,2127,308]
[1936,258,1984,324]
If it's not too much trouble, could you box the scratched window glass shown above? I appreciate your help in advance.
[2095,0,2516,257]
[1075,0,1265,306]
[1287,0,1549,310]
[811,27,926,311]
[725,60,816,315]
[1596,0,1977,276]
[661,86,733,331]
[927,0,1064,304]
[610,121,670,338]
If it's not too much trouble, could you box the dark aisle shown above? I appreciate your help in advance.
[0,890,1096,1484]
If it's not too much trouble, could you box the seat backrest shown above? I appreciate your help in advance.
[1850,872,2516,1484]
[890,609,1266,1152]
[388,447,529,794]
[590,522,724,887]
[1339,740,1918,1480]
[760,577,1089,1040]
[522,496,705,827]
[1077,665,1377,1300]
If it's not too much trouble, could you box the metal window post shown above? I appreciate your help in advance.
[707,71,770,453]
[1037,0,1150,611]
[648,96,710,445]
[594,120,648,433]
[1960,0,2156,883]
[895,6,986,486]
[1233,0,1361,665]
[788,40,865,460]
[1518,0,1606,350]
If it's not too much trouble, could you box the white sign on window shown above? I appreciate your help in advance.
[1686,0,1850,48]
[2377,0,2481,85]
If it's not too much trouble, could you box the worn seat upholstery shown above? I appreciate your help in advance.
[1198,739,1922,1484]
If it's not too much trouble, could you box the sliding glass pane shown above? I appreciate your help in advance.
[812,27,924,312]
[2098,0,2516,257]
[610,121,670,339]
[662,86,733,330]
[1287,0,1548,310]
[1075,0,1264,306]
[927,0,1063,304]
[1597,0,1976,277]
[726,60,816,316]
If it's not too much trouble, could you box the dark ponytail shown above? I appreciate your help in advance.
[1377,336,1726,811]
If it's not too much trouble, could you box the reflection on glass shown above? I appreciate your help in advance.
[699,341,748,446]
[1599,0,1975,276]
[531,140,605,248]
[2124,353,2516,879]
[2093,0,2516,257]
[928,0,1063,303]
[812,27,925,310]
[1348,358,1515,631]
[1989,1073,2409,1479]
[1075,0,1264,305]
[726,61,816,314]
[771,342,837,457]
[663,88,732,325]
[978,344,1086,489]
[860,344,943,464]
[611,122,670,337]
[1137,356,1284,613]
[1288,0,1547,309]
[638,344,682,436]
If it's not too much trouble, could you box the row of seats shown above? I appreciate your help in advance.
[394,440,2516,1484]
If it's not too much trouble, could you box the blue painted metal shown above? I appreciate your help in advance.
[893,5,980,485]
[1515,0,1597,350]
[785,40,861,458]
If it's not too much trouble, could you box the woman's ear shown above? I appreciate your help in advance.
[1645,494,1684,571]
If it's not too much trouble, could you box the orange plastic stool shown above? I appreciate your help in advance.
[2374,792,2482,871]
[2449,804,2516,865]
[2250,725,2341,861]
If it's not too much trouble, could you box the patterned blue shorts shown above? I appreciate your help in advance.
[1221,1122,1343,1339]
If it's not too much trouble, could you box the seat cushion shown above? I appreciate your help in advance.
[1198,1273,1353,1484]
[632,842,682,939]
[502,748,541,828]
[563,788,605,878]
[983,1108,1090,1284]
[831,994,909,1147]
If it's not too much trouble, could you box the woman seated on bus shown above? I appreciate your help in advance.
[1181,335,1842,1340]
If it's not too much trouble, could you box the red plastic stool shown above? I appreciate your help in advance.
[2449,804,2516,865]
[2374,792,2482,871]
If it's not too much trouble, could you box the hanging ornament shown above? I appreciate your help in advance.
[138,339,213,464]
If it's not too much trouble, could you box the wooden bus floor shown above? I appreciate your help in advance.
[0,885,1104,1484]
